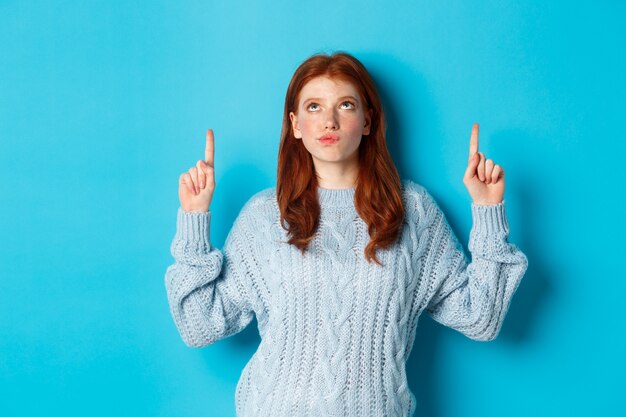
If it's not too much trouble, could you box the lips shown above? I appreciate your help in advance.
[319,133,339,143]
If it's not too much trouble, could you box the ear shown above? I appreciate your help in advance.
[363,108,373,136]
[289,111,302,139]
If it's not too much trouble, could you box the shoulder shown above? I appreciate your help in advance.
[400,178,443,221]
[238,185,278,218]
[401,178,434,207]
[401,178,427,197]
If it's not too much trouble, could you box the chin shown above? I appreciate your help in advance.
[314,155,355,164]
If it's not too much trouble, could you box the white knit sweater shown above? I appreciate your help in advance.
[164,179,529,417]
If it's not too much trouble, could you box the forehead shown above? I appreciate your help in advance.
[298,76,361,100]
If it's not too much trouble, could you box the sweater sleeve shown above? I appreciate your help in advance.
[422,192,529,341]
[164,206,260,348]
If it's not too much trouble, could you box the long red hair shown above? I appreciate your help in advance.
[277,51,405,266]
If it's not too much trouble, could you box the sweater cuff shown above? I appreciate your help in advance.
[175,207,212,249]
[470,200,509,237]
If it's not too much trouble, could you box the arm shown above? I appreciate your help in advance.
[164,206,258,348]
[423,192,529,341]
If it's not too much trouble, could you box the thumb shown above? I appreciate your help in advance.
[464,152,479,180]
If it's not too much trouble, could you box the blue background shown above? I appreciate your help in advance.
[1,1,624,416]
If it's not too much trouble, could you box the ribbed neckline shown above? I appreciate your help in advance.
[316,186,356,208]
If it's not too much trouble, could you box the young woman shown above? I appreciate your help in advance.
[165,51,528,417]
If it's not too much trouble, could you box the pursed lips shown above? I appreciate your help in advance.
[319,133,339,141]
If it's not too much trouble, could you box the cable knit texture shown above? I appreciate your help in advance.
[164,179,529,417]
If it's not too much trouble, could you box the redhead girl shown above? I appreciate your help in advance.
[165,51,528,417]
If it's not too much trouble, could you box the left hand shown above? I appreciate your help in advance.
[463,123,505,205]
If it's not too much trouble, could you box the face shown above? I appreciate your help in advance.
[289,76,372,171]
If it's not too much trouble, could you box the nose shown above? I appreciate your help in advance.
[324,109,339,130]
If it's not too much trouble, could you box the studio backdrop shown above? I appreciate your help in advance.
[1,1,624,416]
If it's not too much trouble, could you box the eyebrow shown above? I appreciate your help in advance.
[302,95,359,104]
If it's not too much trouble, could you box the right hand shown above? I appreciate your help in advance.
[178,129,216,213]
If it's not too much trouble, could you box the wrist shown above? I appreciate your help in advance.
[181,205,210,213]
[470,200,509,237]
[472,198,503,206]
[176,207,212,247]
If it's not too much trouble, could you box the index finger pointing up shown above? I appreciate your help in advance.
[469,123,479,158]
[205,129,214,166]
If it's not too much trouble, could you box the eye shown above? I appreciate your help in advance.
[340,101,355,109]
[306,103,320,111]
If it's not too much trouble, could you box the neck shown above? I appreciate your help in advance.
[313,157,359,189]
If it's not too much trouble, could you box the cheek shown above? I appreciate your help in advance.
[342,115,365,132]
[298,116,316,133]
[298,117,318,149]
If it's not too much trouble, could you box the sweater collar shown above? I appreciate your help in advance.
[316,186,356,208]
